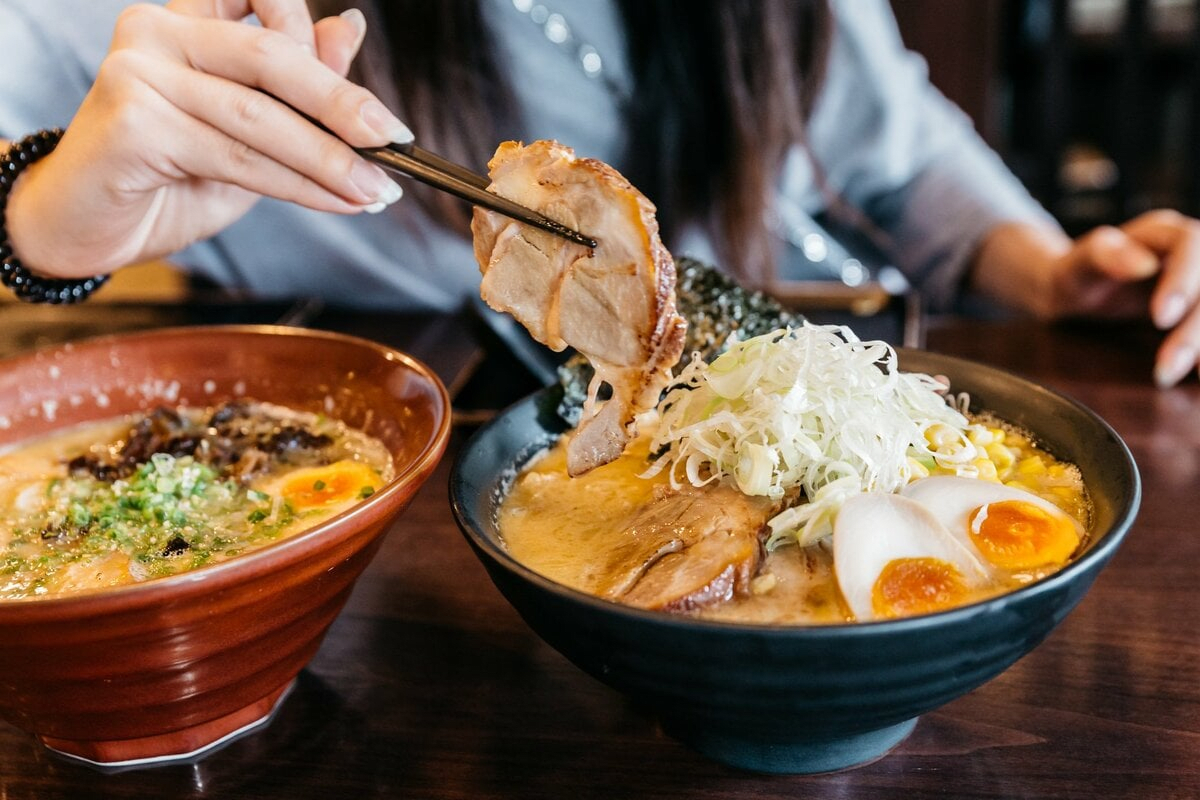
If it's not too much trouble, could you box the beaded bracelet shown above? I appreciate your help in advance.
[0,129,109,303]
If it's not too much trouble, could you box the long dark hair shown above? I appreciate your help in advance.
[312,0,830,287]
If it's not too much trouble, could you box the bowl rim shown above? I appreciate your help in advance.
[451,346,1142,637]
[0,324,452,614]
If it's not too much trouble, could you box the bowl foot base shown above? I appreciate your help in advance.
[39,678,296,770]
[665,716,918,774]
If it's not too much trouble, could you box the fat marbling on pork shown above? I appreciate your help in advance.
[472,140,687,476]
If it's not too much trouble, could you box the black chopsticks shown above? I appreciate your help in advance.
[263,90,598,249]
[359,143,598,249]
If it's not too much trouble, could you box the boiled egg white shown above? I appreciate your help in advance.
[901,476,1082,572]
[833,492,989,622]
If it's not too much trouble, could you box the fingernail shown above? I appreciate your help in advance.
[340,8,367,52]
[360,99,413,144]
[362,201,388,214]
[1154,345,1195,388]
[350,160,403,204]
[1157,292,1187,329]
[377,177,402,204]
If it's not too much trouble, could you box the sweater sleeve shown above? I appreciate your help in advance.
[799,0,1059,310]
[0,0,132,138]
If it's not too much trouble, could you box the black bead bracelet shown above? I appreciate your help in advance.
[0,129,108,303]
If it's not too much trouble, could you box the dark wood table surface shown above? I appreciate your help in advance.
[0,302,1196,799]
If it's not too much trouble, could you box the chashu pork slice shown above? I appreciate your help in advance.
[594,483,774,613]
[472,140,687,476]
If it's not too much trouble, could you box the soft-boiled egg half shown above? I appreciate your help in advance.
[901,475,1083,572]
[833,476,1085,621]
[271,460,383,512]
[833,492,988,621]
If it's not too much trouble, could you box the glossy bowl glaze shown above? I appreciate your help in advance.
[451,349,1140,774]
[0,325,450,768]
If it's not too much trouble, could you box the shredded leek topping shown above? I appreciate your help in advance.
[646,324,981,548]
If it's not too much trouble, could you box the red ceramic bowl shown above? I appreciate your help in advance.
[0,325,450,767]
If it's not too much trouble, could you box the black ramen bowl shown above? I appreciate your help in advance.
[450,349,1140,774]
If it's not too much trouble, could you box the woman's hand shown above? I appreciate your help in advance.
[1052,210,1200,387]
[5,0,410,280]
[972,210,1200,388]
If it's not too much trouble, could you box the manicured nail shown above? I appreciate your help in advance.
[1157,292,1187,329]
[350,160,403,204]
[363,201,388,214]
[360,99,413,144]
[340,8,367,52]
[376,179,402,204]
[1154,345,1195,388]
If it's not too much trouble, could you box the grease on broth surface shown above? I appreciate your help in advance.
[499,415,1090,624]
[0,401,392,598]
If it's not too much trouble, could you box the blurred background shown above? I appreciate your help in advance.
[893,0,1200,236]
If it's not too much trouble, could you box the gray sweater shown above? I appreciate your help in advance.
[0,0,1054,311]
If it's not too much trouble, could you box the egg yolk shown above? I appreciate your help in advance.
[279,460,382,511]
[967,500,1079,570]
[871,557,970,619]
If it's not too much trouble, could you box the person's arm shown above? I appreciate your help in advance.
[970,213,1200,387]
[805,1,1200,387]
[2,0,408,282]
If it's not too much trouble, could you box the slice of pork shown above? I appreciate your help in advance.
[472,140,687,476]
[592,484,773,612]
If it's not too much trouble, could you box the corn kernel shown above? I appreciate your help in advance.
[968,427,995,446]
[929,425,963,449]
[986,442,1016,473]
[971,458,999,481]
[1016,456,1046,475]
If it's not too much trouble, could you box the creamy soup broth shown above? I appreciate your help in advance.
[0,401,393,598]
[499,416,1090,624]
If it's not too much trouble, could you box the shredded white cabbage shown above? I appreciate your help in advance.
[644,323,979,549]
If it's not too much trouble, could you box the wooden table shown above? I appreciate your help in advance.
[0,306,1196,799]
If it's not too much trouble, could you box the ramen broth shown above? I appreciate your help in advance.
[499,416,1090,624]
[0,401,393,598]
